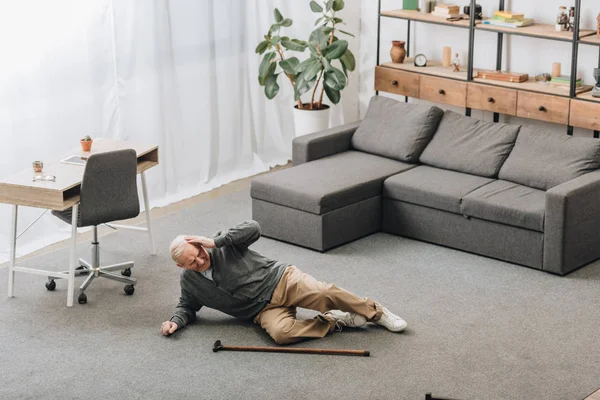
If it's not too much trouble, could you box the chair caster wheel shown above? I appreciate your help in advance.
[76,265,86,270]
[45,280,56,291]
[124,285,135,295]
[78,293,87,304]
[121,268,131,277]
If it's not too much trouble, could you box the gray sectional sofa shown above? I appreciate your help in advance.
[251,95,600,275]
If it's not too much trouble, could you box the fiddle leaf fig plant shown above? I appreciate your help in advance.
[256,0,355,110]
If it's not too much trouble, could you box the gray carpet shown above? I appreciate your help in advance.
[1,188,600,400]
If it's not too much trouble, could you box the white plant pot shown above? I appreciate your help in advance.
[293,105,330,137]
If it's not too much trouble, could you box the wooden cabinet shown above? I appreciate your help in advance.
[467,83,517,116]
[419,75,467,107]
[516,91,570,125]
[374,66,419,98]
[570,99,600,131]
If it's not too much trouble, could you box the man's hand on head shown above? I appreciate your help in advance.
[184,235,216,249]
[161,321,179,336]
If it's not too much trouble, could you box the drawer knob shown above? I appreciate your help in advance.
[488,97,495,103]
[439,89,446,95]
[392,80,398,86]
[539,106,547,112]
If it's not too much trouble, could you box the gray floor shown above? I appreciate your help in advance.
[1,188,599,400]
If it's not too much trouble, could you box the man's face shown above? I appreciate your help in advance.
[176,242,211,272]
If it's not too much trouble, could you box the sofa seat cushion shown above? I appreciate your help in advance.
[498,126,600,190]
[251,151,414,215]
[351,95,443,163]
[419,110,521,178]
[460,180,545,232]
[382,165,493,214]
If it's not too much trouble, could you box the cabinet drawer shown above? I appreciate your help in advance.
[374,66,419,97]
[516,91,570,125]
[419,75,467,107]
[467,83,517,115]
[570,99,600,130]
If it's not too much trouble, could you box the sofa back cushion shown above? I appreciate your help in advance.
[419,110,521,178]
[498,126,600,190]
[351,95,443,163]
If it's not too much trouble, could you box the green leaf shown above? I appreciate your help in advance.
[333,0,345,11]
[255,41,268,54]
[314,16,324,26]
[258,52,276,86]
[269,23,280,33]
[265,74,280,99]
[310,1,323,12]
[322,57,332,72]
[324,67,346,90]
[281,38,307,52]
[294,76,317,101]
[339,29,355,37]
[324,40,347,60]
[280,18,292,27]
[301,59,323,82]
[274,8,283,23]
[323,27,334,35]
[309,26,330,49]
[270,35,281,45]
[339,48,356,71]
[279,57,300,75]
[326,0,334,11]
[324,85,340,104]
[333,17,343,23]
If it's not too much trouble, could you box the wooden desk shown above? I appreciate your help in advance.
[0,138,159,307]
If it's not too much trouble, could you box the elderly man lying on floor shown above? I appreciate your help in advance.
[161,220,406,344]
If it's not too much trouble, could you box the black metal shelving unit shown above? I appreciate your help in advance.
[376,0,600,136]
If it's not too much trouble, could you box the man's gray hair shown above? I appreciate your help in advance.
[169,235,187,263]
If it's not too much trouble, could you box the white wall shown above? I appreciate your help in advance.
[358,0,600,137]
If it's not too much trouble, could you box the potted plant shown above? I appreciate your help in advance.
[256,0,355,136]
[81,135,93,152]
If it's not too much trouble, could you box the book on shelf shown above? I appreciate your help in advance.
[493,16,532,24]
[433,7,460,14]
[494,11,524,19]
[549,75,583,87]
[483,19,534,28]
[431,11,460,18]
[436,3,459,9]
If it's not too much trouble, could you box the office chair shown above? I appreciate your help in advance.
[47,149,140,304]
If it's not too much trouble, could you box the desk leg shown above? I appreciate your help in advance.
[7,205,18,298]
[67,204,78,307]
[140,171,156,255]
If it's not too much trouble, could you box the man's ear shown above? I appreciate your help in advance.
[176,263,183,268]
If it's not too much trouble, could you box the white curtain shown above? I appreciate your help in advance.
[0,0,360,263]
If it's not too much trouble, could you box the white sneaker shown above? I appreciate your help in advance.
[374,306,407,332]
[323,311,367,329]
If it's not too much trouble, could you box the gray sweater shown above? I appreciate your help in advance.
[170,220,289,328]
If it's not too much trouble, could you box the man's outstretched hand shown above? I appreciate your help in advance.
[185,235,216,248]
[161,321,179,336]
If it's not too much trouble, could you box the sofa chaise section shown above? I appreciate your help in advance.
[252,151,415,250]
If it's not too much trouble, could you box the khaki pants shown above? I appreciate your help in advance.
[254,266,383,345]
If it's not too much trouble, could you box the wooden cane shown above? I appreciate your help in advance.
[212,340,370,357]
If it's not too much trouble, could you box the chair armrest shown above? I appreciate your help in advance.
[292,121,361,165]
[544,169,600,275]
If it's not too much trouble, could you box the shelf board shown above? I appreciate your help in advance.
[580,34,600,46]
[472,77,592,97]
[381,60,469,81]
[476,21,595,42]
[380,10,470,29]
[575,91,600,103]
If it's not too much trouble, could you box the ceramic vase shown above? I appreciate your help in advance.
[390,41,406,64]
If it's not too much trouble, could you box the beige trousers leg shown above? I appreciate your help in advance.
[254,266,383,345]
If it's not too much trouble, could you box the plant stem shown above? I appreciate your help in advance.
[311,68,324,109]
[276,44,303,109]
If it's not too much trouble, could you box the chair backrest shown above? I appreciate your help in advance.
[79,149,140,227]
